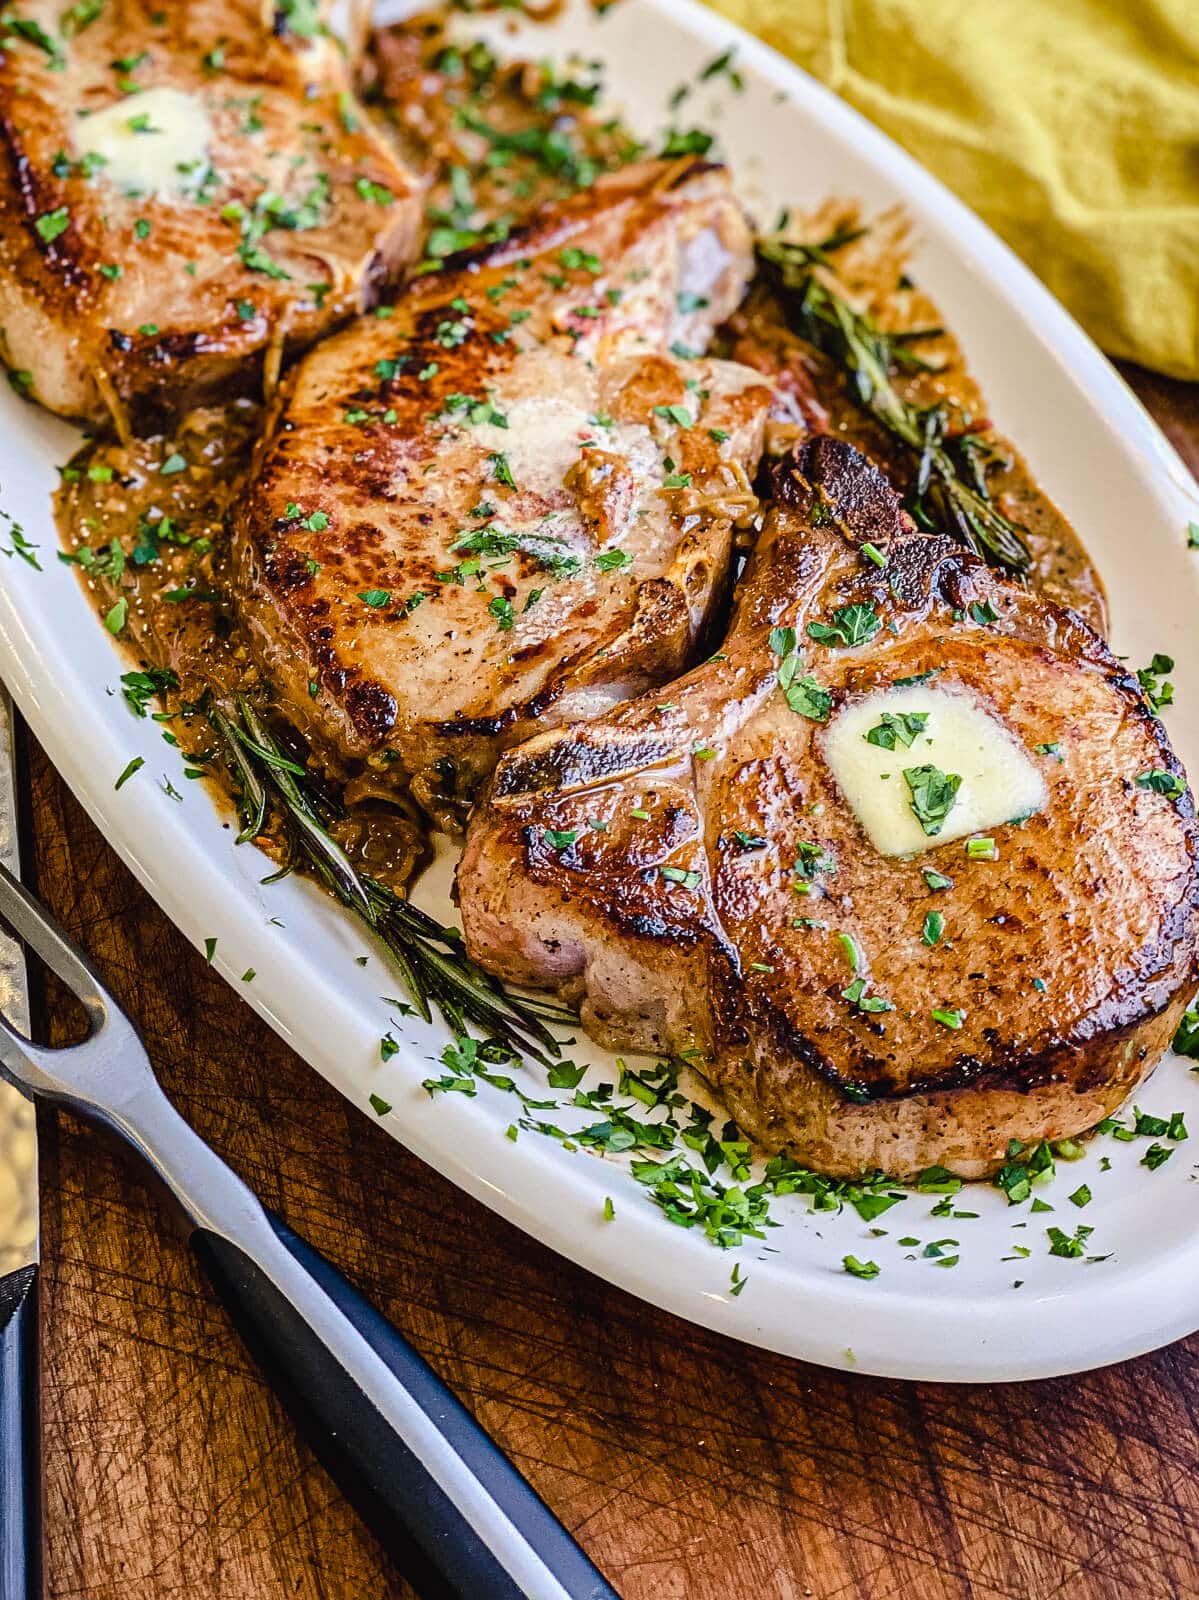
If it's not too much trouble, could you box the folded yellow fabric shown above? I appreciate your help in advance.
[706,0,1199,380]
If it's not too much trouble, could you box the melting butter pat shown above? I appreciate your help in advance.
[822,685,1047,856]
[74,88,214,201]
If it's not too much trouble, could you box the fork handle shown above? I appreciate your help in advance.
[191,1212,619,1600]
[0,1264,39,1600]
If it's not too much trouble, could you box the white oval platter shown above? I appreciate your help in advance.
[1,0,1198,1382]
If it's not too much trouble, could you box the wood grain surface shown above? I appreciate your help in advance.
[28,364,1199,1600]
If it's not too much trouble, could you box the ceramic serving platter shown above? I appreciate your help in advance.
[2,0,1198,1382]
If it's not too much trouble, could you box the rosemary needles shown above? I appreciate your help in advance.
[209,695,571,1065]
[755,231,1033,574]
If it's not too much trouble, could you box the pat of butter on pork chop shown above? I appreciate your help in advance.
[234,159,770,818]
[0,0,421,424]
[459,436,1199,1179]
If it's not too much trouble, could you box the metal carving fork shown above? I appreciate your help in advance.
[0,857,619,1600]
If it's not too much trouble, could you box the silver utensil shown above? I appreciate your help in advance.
[0,846,619,1600]
[0,686,36,1600]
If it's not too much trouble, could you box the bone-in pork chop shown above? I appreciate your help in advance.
[0,0,420,425]
[233,160,770,818]
[459,437,1199,1178]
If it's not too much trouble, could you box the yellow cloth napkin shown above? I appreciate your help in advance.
[706,0,1199,380]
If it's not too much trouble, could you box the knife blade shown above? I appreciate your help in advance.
[0,685,38,1600]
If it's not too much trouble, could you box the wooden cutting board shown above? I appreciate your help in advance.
[28,364,1199,1600]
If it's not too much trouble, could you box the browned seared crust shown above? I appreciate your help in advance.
[233,160,769,806]
[0,0,420,423]
[459,437,1199,1178]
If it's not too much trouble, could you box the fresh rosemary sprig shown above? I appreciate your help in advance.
[755,232,1033,574]
[208,695,572,1064]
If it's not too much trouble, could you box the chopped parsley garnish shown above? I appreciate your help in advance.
[544,828,579,850]
[558,247,601,273]
[866,710,928,750]
[916,1165,962,1195]
[922,868,954,891]
[930,1007,965,1029]
[442,392,508,428]
[3,12,64,63]
[435,317,469,348]
[1047,1224,1093,1259]
[904,764,960,835]
[965,836,998,860]
[660,127,714,157]
[699,46,744,88]
[1135,769,1187,799]
[733,831,767,850]
[806,604,881,648]
[276,0,321,36]
[768,627,830,722]
[653,403,693,429]
[114,754,143,790]
[842,977,893,1014]
[595,549,633,572]
[35,206,69,242]
[1136,652,1174,713]
[1174,1007,1199,1059]
[489,595,515,631]
[795,839,836,883]
[487,451,516,488]
[660,866,701,890]
[120,666,178,717]
[842,1255,880,1280]
[358,589,391,608]
[921,910,945,947]
[451,524,579,578]
[355,177,394,206]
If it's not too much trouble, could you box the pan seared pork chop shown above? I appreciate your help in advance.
[0,0,420,425]
[234,160,770,816]
[459,437,1199,1178]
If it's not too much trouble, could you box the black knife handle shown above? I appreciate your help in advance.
[192,1212,619,1600]
[0,1264,40,1600]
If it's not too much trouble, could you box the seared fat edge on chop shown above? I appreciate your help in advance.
[234,159,770,819]
[0,0,420,425]
[459,436,1199,1179]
